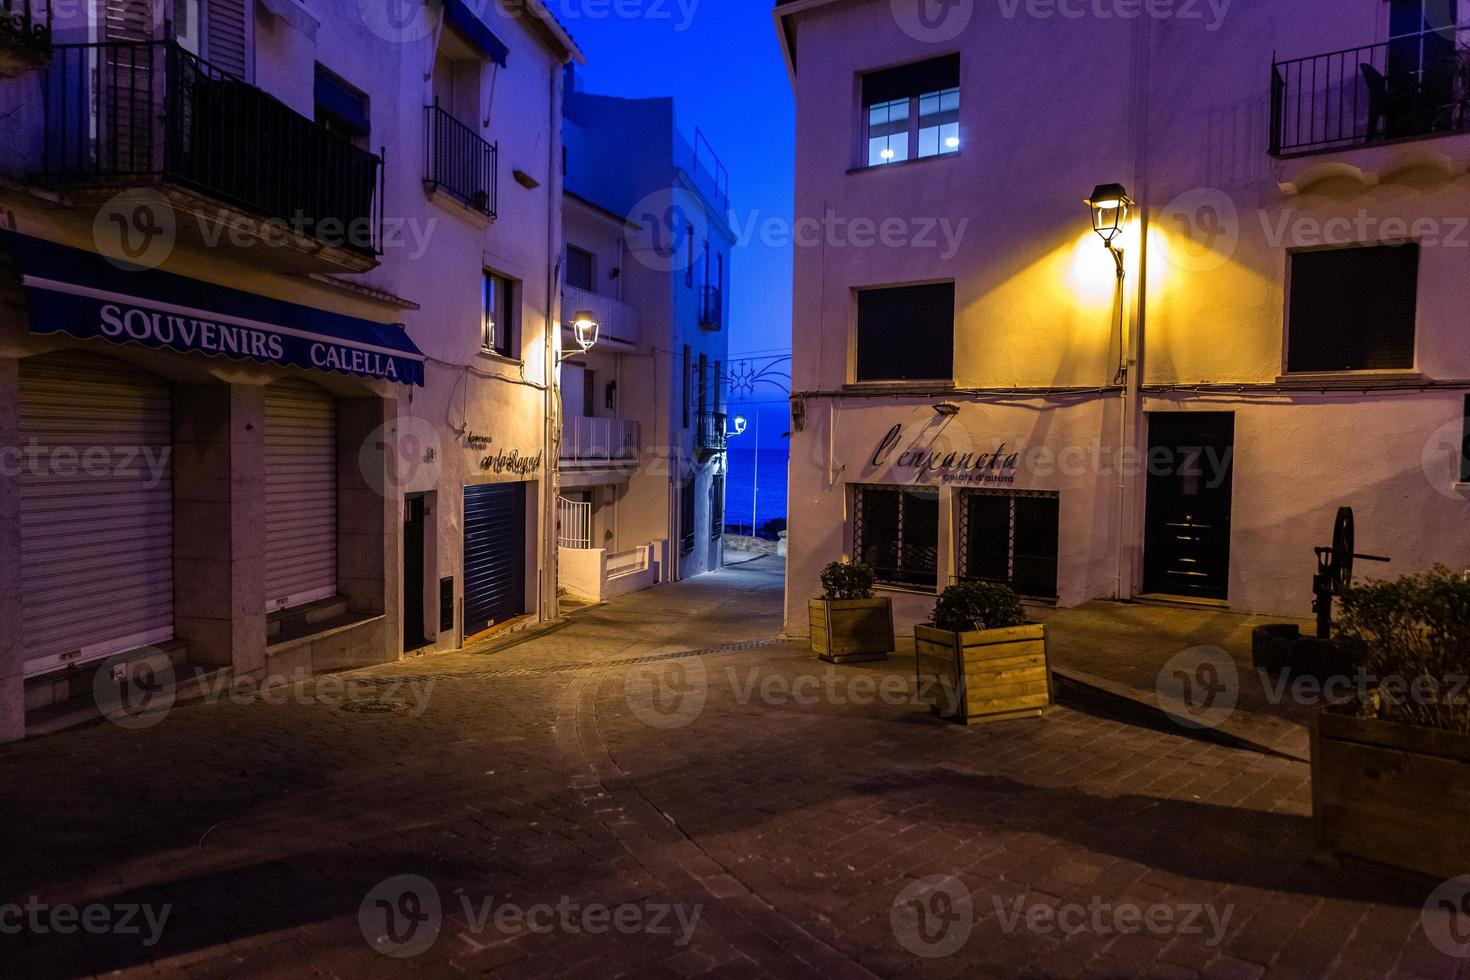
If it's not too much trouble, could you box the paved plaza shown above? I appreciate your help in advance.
[0,557,1462,979]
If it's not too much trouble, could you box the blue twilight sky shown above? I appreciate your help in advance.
[555,2,796,432]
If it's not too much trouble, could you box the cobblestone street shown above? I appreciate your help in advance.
[0,557,1462,979]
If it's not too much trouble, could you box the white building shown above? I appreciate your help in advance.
[556,79,734,602]
[0,0,578,740]
[775,0,1470,637]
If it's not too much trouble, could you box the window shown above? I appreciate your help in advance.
[685,224,695,288]
[853,485,939,590]
[698,353,709,416]
[682,345,691,428]
[482,271,517,358]
[315,67,370,146]
[855,282,955,382]
[582,369,596,418]
[566,246,595,291]
[710,476,725,539]
[1287,245,1417,373]
[680,474,696,554]
[861,54,960,167]
[960,490,1060,599]
[1388,0,1456,82]
[1462,395,1470,484]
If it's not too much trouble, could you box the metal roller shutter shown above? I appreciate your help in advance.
[18,352,174,677]
[463,482,526,637]
[264,379,337,611]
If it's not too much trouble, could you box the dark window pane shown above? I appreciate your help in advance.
[856,283,955,382]
[862,53,960,107]
[1287,245,1417,372]
[1012,495,1060,599]
[855,485,938,590]
[961,491,1059,599]
[566,246,594,291]
[964,494,1010,583]
[1462,395,1470,484]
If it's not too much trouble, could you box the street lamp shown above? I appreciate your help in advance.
[571,310,600,353]
[1085,183,1132,277]
[731,414,749,436]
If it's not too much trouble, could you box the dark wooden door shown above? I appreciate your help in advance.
[1144,413,1235,600]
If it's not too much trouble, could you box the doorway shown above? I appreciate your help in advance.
[1143,412,1235,601]
[403,494,426,651]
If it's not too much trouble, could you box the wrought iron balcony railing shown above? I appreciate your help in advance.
[42,41,384,256]
[1,0,50,66]
[425,103,497,217]
[1272,25,1470,156]
[699,284,722,331]
[697,411,727,454]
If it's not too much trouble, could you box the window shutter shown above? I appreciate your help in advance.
[104,0,153,40]
[205,0,250,79]
[18,353,175,676]
[433,52,456,114]
[264,380,337,611]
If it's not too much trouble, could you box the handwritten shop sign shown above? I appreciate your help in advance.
[871,423,1020,486]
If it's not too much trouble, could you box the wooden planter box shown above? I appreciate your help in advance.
[1311,708,1470,879]
[809,598,894,664]
[914,623,1051,724]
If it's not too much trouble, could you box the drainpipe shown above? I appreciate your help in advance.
[1117,14,1153,600]
[544,60,564,623]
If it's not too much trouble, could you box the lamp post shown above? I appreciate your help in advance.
[1086,181,1144,603]
[730,413,756,536]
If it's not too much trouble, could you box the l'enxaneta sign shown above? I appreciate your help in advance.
[870,423,1021,485]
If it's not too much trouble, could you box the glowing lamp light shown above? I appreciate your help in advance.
[880,148,896,160]
[571,310,599,352]
[945,136,960,149]
[732,415,749,436]
[1085,182,1132,247]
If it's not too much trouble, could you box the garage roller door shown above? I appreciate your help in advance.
[18,352,174,677]
[264,379,337,611]
[463,482,526,637]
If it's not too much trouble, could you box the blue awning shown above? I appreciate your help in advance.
[447,0,510,67]
[1,232,425,387]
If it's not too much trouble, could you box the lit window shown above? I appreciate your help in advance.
[860,55,960,169]
[482,271,516,358]
[918,88,961,158]
[867,99,910,166]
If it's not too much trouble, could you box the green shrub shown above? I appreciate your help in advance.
[1339,565,1470,733]
[932,581,1026,633]
[821,561,876,601]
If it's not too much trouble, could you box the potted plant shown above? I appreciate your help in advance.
[915,581,1051,724]
[1311,566,1470,879]
[809,561,894,664]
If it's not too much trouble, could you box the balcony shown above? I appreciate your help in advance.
[1272,26,1470,157]
[698,284,722,331]
[560,416,640,470]
[562,283,640,347]
[424,103,497,218]
[1,0,50,76]
[41,41,384,272]
[696,411,727,458]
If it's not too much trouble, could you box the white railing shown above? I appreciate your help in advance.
[606,546,650,578]
[558,496,591,549]
[560,416,640,464]
[563,284,640,346]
